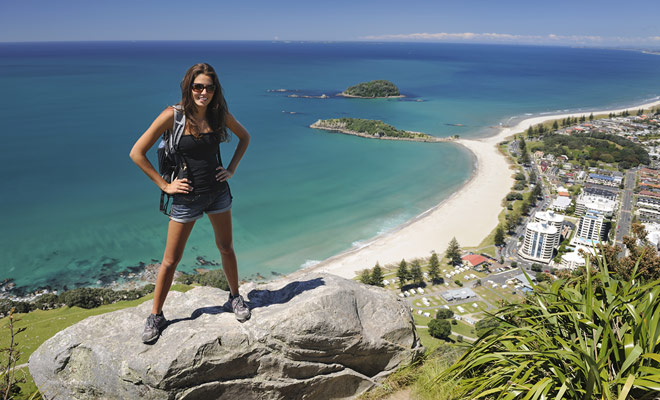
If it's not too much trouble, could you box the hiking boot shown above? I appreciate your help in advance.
[228,293,251,322]
[142,312,167,343]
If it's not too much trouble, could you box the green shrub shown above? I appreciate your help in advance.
[436,308,454,320]
[428,319,451,340]
[177,269,229,290]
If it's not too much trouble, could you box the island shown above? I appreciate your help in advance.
[339,80,402,98]
[310,118,448,142]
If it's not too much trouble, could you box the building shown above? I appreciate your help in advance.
[586,173,623,187]
[441,288,477,302]
[575,194,616,217]
[560,251,586,270]
[583,186,617,201]
[534,210,564,247]
[519,222,559,264]
[572,211,607,246]
[461,254,489,270]
[643,222,660,249]
[551,196,572,211]
[559,245,595,270]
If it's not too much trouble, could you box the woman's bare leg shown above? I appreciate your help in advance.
[208,210,239,295]
[151,219,196,314]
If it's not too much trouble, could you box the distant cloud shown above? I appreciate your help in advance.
[360,32,660,46]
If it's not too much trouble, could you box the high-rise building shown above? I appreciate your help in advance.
[573,211,606,246]
[534,210,564,247]
[519,222,559,264]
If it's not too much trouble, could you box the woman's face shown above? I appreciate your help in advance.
[191,74,215,109]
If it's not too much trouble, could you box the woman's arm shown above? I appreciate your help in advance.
[129,107,192,194]
[216,112,251,182]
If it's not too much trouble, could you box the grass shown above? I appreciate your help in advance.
[450,321,475,338]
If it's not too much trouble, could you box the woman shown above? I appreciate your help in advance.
[130,63,251,344]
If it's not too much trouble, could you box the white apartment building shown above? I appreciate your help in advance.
[534,210,564,247]
[519,222,559,264]
[572,211,607,246]
[575,194,616,217]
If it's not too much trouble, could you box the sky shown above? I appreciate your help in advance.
[3,0,660,48]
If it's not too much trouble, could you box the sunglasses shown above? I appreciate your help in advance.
[191,83,216,93]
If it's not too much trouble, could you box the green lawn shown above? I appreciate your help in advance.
[451,320,476,338]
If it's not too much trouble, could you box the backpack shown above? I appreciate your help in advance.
[157,105,187,215]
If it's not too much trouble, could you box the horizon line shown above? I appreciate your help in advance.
[0,39,658,51]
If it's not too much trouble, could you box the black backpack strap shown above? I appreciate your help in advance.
[160,105,187,216]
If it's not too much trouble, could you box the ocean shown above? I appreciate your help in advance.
[1,41,659,293]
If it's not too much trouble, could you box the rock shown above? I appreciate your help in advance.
[29,273,423,399]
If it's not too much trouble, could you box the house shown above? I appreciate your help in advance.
[461,254,490,270]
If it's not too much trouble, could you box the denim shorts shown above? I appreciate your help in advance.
[170,185,232,223]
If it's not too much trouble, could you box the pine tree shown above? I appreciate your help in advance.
[410,260,424,286]
[518,136,526,152]
[552,120,558,130]
[589,113,594,121]
[370,262,384,287]
[428,252,441,283]
[397,259,409,287]
[359,269,372,285]
[445,237,462,266]
[494,225,506,247]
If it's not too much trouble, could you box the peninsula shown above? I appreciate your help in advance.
[311,118,447,142]
[339,80,402,98]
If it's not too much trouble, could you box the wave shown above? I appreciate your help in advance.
[299,259,321,269]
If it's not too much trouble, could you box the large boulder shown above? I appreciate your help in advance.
[29,273,423,399]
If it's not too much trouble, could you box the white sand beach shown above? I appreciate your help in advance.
[298,99,660,279]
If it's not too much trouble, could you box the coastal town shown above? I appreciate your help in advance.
[351,106,660,345]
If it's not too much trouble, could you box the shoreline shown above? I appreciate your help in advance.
[292,98,660,280]
[337,92,405,99]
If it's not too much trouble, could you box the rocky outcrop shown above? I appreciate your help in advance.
[29,273,423,399]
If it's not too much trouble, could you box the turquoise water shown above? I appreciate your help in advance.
[1,41,660,293]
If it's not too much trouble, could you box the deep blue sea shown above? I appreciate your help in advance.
[1,41,660,293]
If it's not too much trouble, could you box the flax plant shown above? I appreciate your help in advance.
[437,256,660,399]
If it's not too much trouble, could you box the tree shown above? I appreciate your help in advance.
[436,308,454,319]
[494,225,506,247]
[445,237,462,266]
[370,262,384,287]
[529,171,537,183]
[535,272,549,282]
[475,317,501,337]
[428,318,452,339]
[552,120,559,130]
[428,252,441,283]
[397,259,409,287]
[359,269,372,285]
[531,263,543,272]
[518,136,527,152]
[589,113,594,121]
[409,260,424,286]
[526,126,534,138]
[519,151,530,165]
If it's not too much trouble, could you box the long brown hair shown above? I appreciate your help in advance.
[179,63,229,141]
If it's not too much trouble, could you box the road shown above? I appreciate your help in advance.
[615,169,636,258]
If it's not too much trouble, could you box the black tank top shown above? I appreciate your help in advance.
[178,132,224,194]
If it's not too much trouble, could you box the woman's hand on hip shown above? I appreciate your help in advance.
[164,178,193,195]
[215,167,233,182]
